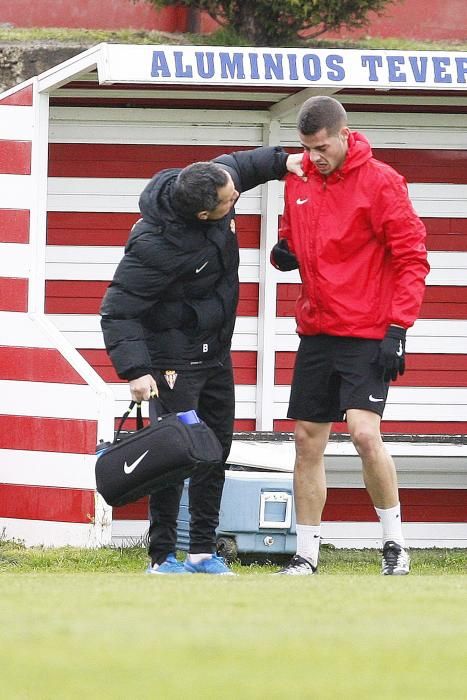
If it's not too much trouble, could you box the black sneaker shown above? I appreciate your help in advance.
[275,554,317,576]
[382,540,410,575]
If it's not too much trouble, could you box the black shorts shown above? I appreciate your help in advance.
[287,335,389,423]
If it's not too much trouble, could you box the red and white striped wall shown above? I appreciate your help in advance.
[41,100,466,547]
[0,45,465,548]
[44,105,467,436]
[0,79,114,547]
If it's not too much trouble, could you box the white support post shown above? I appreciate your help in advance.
[28,82,49,314]
[256,119,282,431]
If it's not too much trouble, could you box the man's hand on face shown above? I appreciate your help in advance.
[286,152,307,181]
[129,374,158,403]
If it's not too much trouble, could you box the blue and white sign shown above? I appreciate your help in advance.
[99,44,467,90]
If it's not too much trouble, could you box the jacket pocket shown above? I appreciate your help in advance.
[186,298,225,333]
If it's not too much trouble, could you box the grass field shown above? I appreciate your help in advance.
[1,543,466,700]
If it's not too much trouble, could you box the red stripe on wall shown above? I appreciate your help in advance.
[0,483,95,522]
[0,277,28,311]
[48,143,253,178]
[0,209,30,243]
[117,416,256,432]
[421,286,467,319]
[424,218,467,251]
[112,488,467,523]
[276,284,467,319]
[273,419,467,435]
[234,419,256,431]
[0,346,87,384]
[373,149,467,184]
[45,280,109,314]
[0,85,33,106]
[48,143,467,184]
[46,211,260,248]
[44,143,467,184]
[0,140,31,175]
[47,212,139,246]
[45,280,259,315]
[0,415,97,454]
[275,352,467,387]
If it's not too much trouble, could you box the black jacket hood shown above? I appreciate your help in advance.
[138,168,183,227]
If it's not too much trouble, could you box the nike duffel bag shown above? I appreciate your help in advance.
[95,398,223,507]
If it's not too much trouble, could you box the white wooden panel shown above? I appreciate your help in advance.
[274,334,467,353]
[410,319,467,337]
[44,247,466,286]
[0,312,56,348]
[409,184,467,218]
[109,382,256,404]
[0,519,99,548]
[320,522,467,549]
[108,385,258,420]
[0,106,33,139]
[0,243,31,277]
[272,400,467,421]
[0,450,97,489]
[48,317,258,350]
[44,246,261,282]
[274,184,467,218]
[281,113,467,149]
[49,106,267,145]
[111,519,467,549]
[275,317,467,338]
[0,174,32,209]
[49,314,260,334]
[49,314,467,355]
[228,438,467,464]
[47,176,467,219]
[274,385,467,405]
[0,380,101,419]
[47,177,262,214]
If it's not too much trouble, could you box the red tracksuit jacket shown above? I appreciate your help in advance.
[280,131,430,339]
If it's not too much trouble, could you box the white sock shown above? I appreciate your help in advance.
[187,552,213,563]
[296,524,321,567]
[375,503,405,547]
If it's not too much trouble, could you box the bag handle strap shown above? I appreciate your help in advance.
[114,401,144,442]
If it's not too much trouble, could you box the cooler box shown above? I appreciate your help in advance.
[176,469,297,561]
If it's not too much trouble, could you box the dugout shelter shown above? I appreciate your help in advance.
[0,43,466,548]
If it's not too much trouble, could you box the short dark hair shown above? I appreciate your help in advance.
[297,96,347,136]
[172,161,229,218]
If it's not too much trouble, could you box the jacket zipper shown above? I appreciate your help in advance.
[310,178,327,332]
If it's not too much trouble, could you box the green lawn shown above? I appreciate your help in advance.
[1,545,466,699]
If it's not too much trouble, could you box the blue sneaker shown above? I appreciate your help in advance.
[184,554,236,575]
[146,553,191,575]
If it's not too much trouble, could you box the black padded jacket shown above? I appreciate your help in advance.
[100,146,288,379]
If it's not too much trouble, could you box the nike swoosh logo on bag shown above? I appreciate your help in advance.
[296,198,308,205]
[396,341,403,357]
[369,395,384,402]
[195,261,209,274]
[124,450,149,474]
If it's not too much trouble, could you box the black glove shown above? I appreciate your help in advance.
[378,326,407,382]
[270,239,298,271]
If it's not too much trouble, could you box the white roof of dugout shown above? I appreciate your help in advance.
[3,42,467,112]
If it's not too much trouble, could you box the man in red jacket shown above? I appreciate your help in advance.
[271,96,430,576]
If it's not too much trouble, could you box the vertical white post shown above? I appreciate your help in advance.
[28,82,49,314]
[256,119,281,431]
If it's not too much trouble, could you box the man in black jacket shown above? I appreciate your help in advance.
[101,146,302,574]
